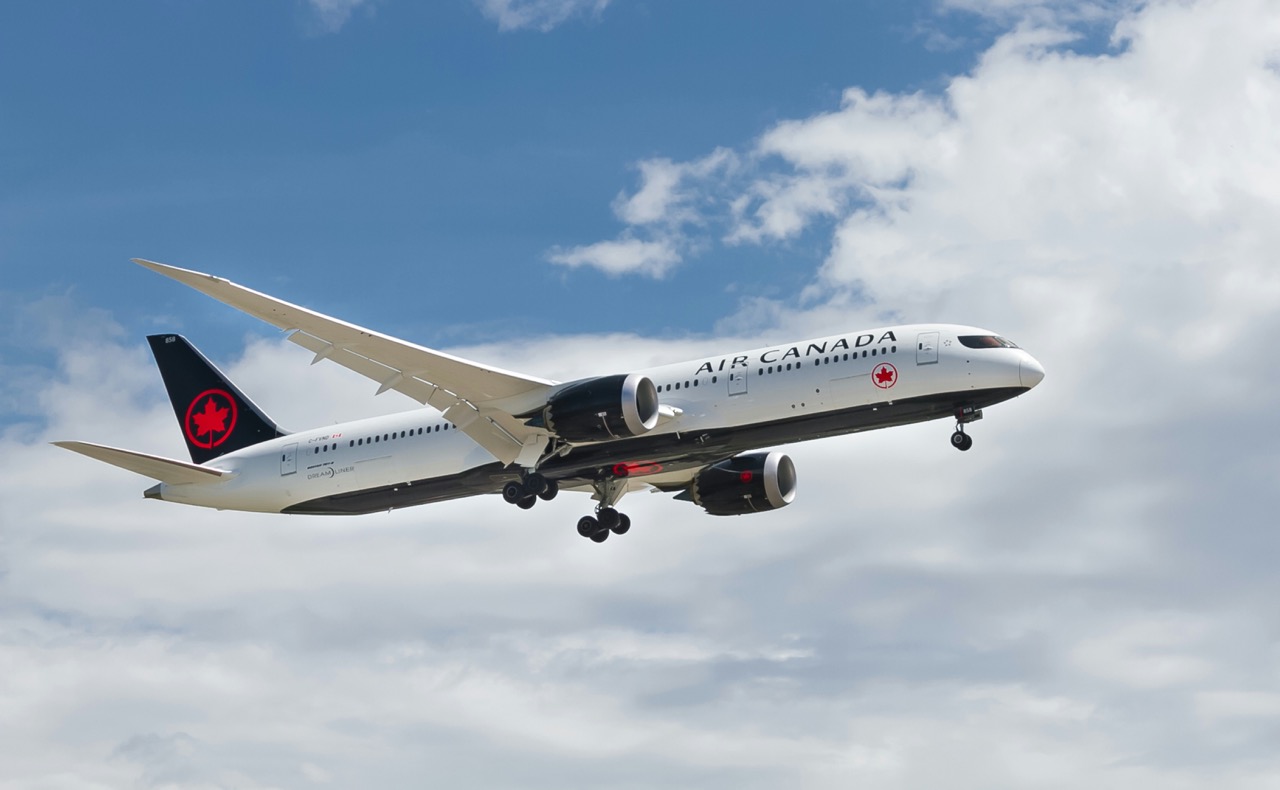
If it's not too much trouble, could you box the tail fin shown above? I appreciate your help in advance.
[147,334,287,463]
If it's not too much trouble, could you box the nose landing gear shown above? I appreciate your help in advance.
[951,406,982,452]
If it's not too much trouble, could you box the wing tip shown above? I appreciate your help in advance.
[133,258,228,285]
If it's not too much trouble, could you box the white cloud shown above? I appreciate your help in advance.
[547,235,682,278]
[940,0,1139,25]
[546,149,735,278]
[613,148,738,226]
[306,0,374,33]
[476,0,611,33]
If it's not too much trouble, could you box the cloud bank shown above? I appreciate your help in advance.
[7,1,1280,787]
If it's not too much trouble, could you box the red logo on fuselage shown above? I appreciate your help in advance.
[184,389,238,449]
[873,363,898,389]
[612,461,665,477]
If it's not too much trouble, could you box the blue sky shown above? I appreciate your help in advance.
[3,1,998,352]
[5,1,1280,788]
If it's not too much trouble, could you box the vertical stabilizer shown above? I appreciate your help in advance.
[147,334,286,463]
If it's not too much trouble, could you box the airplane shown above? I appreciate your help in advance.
[54,259,1045,543]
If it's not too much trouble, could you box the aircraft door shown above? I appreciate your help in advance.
[280,442,298,476]
[916,332,940,365]
[728,370,748,396]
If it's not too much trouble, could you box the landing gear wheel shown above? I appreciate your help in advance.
[523,473,548,496]
[951,431,973,451]
[577,515,600,538]
[537,480,559,501]
[611,513,631,535]
[589,529,610,544]
[517,495,537,510]
[502,481,527,504]
[597,507,621,531]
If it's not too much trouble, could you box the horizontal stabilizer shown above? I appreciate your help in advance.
[52,441,231,485]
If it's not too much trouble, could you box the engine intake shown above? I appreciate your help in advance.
[684,451,797,516]
[542,373,659,442]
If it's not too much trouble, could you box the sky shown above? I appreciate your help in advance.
[3,0,1280,787]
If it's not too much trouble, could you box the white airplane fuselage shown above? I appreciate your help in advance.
[151,323,1043,515]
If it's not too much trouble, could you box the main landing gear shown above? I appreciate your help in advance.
[501,472,558,510]
[950,406,982,452]
[501,471,633,544]
[576,508,631,543]
[574,476,632,544]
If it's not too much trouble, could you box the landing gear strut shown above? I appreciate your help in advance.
[574,477,632,543]
[951,406,982,452]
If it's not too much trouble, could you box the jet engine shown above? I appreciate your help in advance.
[540,373,660,442]
[681,451,797,516]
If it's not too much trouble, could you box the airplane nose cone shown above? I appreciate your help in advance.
[1020,355,1046,388]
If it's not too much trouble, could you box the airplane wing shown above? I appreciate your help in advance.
[52,441,231,485]
[133,259,557,465]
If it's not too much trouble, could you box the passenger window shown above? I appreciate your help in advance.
[675,382,680,390]
[872,348,877,357]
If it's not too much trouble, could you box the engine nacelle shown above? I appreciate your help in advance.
[542,373,659,442]
[684,451,797,516]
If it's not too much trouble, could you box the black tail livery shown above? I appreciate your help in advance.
[147,334,287,463]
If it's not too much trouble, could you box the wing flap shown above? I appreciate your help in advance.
[53,441,231,485]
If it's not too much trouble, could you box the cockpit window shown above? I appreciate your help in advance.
[958,335,1019,349]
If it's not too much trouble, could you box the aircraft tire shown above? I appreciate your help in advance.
[611,513,631,535]
[597,507,621,531]
[502,481,527,504]
[524,473,548,496]
[517,495,537,510]
[577,515,600,537]
[951,432,973,451]
[537,480,559,501]
[589,529,609,544]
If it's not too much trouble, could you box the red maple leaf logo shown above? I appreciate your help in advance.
[192,397,229,437]
[873,364,897,388]
[184,389,238,449]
